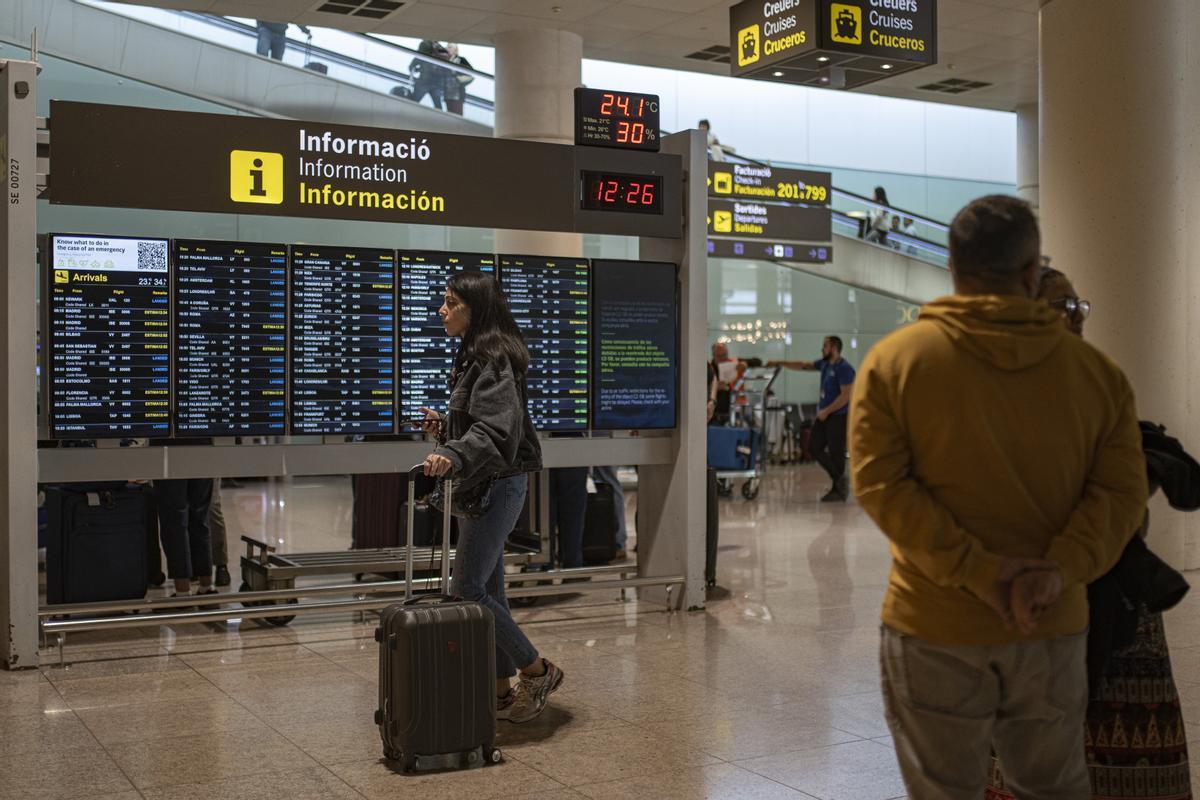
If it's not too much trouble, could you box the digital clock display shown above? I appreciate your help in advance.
[580,171,663,215]
[574,88,661,152]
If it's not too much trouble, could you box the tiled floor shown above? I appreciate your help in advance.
[11,466,1200,799]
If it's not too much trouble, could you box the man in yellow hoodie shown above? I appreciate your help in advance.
[850,195,1147,800]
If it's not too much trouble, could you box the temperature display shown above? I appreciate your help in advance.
[574,88,661,152]
[580,172,663,215]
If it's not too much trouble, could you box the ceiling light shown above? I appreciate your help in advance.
[817,56,829,62]
[773,70,784,77]
[881,63,893,70]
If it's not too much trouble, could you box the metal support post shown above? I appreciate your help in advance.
[636,129,708,612]
[0,59,39,669]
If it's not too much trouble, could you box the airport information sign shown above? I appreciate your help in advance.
[46,235,171,439]
[289,246,396,435]
[501,256,590,432]
[591,260,678,430]
[174,239,288,437]
[397,251,495,424]
[49,102,682,238]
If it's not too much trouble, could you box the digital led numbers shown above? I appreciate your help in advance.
[574,88,661,152]
[580,171,664,215]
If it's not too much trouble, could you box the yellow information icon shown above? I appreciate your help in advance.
[713,210,733,233]
[229,150,283,205]
[830,3,863,45]
[714,172,733,195]
[737,24,760,67]
[54,270,69,284]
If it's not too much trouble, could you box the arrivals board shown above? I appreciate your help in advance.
[173,240,288,436]
[289,246,396,435]
[500,256,590,432]
[397,251,495,423]
[591,260,678,430]
[46,234,171,438]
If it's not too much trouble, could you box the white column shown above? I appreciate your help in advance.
[1040,0,1200,569]
[1015,102,1038,211]
[0,60,40,668]
[492,29,583,257]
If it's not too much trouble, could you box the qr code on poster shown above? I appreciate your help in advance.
[137,240,168,272]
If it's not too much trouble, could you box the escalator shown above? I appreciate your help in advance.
[3,0,494,132]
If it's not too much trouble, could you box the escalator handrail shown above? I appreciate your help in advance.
[77,2,495,113]
[177,11,495,111]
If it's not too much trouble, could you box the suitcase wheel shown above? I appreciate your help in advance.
[401,754,417,773]
[741,479,760,500]
[488,746,503,765]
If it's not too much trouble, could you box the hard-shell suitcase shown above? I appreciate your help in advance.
[707,425,760,471]
[45,483,151,605]
[375,471,502,773]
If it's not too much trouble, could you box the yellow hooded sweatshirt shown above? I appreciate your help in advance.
[850,294,1148,645]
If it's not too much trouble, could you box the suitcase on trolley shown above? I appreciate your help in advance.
[374,472,502,773]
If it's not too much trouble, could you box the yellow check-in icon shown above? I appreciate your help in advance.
[714,172,733,194]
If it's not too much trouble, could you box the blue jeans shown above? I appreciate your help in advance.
[591,466,627,550]
[255,27,287,60]
[549,467,588,568]
[451,474,538,679]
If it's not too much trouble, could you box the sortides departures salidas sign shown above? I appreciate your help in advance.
[47,101,682,238]
[730,0,935,89]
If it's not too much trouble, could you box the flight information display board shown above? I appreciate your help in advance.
[591,260,678,430]
[46,234,171,438]
[397,251,495,424]
[289,245,396,435]
[174,240,288,436]
[500,256,590,432]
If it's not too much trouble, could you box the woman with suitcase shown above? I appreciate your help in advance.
[419,271,564,724]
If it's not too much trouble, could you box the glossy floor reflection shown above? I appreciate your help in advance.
[14,465,1200,799]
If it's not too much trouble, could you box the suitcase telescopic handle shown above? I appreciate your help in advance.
[405,464,454,600]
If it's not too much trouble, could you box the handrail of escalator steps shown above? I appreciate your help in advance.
[72,1,496,112]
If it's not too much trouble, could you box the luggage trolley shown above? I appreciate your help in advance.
[708,365,781,500]
[238,466,543,626]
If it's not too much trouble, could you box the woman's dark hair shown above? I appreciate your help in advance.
[447,271,529,375]
[1037,266,1067,299]
[873,186,890,206]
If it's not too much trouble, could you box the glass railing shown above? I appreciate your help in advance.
[75,1,496,126]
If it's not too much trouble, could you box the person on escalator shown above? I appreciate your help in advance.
[410,40,449,110]
[865,186,893,245]
[417,271,564,724]
[254,20,310,62]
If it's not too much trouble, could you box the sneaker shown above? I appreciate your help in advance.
[214,565,232,587]
[508,659,564,724]
[496,689,516,721]
[820,488,846,503]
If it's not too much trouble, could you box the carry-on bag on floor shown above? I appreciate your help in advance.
[352,473,405,549]
[45,483,151,605]
[375,471,502,773]
[582,482,619,565]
